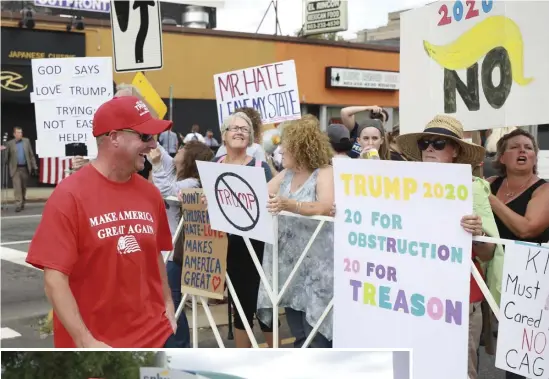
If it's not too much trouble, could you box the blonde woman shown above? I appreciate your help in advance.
[205,111,274,348]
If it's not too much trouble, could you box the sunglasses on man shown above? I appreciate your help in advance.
[106,129,154,142]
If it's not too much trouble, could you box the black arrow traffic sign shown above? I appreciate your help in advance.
[133,1,156,64]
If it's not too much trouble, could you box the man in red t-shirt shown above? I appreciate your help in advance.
[26,96,176,348]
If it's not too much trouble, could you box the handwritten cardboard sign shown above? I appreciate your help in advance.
[213,60,301,126]
[180,189,228,300]
[30,57,113,158]
[495,242,549,378]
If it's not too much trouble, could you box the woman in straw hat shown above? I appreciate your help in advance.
[396,114,502,379]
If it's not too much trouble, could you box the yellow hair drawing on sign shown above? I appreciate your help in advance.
[423,15,533,86]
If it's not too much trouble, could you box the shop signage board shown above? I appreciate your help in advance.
[325,67,400,91]
[110,0,163,73]
[302,0,348,36]
[34,0,111,13]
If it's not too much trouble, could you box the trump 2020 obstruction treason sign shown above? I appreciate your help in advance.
[332,158,472,379]
[400,1,549,133]
[213,60,301,127]
[30,57,113,158]
[196,161,274,244]
[495,242,549,379]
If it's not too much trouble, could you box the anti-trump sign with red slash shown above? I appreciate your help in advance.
[213,60,302,126]
[196,161,274,244]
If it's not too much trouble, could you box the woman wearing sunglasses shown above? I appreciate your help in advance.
[396,115,501,379]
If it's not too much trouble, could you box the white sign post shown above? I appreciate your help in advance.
[302,0,349,36]
[30,57,113,158]
[196,161,274,244]
[213,60,301,126]
[110,0,163,73]
[495,242,549,379]
[400,1,549,134]
[332,159,472,379]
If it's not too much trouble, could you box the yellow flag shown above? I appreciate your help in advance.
[131,72,168,120]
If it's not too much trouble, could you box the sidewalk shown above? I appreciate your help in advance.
[1,188,53,204]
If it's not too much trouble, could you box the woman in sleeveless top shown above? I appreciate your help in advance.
[486,129,549,379]
[488,129,549,243]
[206,112,274,348]
[257,118,335,348]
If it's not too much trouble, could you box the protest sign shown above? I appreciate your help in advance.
[131,72,167,120]
[30,57,113,158]
[495,242,549,379]
[213,60,301,126]
[400,1,549,134]
[332,159,472,379]
[196,161,274,244]
[179,189,228,300]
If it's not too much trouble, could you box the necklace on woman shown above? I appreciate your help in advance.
[225,156,247,165]
[505,175,533,198]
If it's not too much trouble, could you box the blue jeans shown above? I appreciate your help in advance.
[166,261,191,348]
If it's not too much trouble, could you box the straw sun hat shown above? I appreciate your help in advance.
[396,115,485,165]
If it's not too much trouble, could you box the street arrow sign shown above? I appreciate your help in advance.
[110,0,164,73]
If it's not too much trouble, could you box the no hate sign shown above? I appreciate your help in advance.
[214,60,302,126]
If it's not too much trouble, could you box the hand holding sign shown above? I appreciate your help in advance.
[267,193,290,215]
[196,161,274,244]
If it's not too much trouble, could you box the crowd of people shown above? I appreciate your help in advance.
[24,84,548,379]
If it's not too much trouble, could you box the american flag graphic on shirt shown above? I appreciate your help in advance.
[116,235,141,255]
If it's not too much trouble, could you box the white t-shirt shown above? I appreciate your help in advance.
[183,132,206,144]
[215,142,266,162]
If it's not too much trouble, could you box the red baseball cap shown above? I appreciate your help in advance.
[92,96,172,137]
